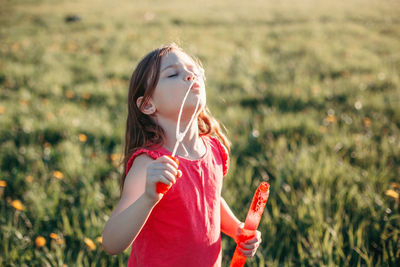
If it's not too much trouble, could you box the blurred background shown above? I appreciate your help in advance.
[0,0,399,266]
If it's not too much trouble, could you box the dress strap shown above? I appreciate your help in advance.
[126,148,161,175]
[208,136,229,176]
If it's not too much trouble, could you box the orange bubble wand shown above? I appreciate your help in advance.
[156,78,201,194]
[230,182,270,267]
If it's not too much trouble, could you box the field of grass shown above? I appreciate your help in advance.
[1,0,399,266]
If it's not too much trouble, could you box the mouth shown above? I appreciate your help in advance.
[190,81,201,91]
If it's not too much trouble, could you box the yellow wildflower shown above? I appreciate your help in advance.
[364,117,371,127]
[50,233,64,245]
[82,92,91,100]
[19,99,29,106]
[0,180,6,187]
[66,90,75,99]
[50,233,59,240]
[385,189,399,200]
[110,153,123,162]
[96,236,102,244]
[79,134,87,143]
[0,106,5,114]
[84,237,96,251]
[53,171,64,180]
[326,115,336,123]
[26,175,33,183]
[35,236,46,248]
[11,200,24,211]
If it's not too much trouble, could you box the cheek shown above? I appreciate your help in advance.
[152,85,180,110]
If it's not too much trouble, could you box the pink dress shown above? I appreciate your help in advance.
[126,135,229,267]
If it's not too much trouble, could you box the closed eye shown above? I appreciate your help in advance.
[168,73,178,78]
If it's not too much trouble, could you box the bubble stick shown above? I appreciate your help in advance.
[230,182,270,267]
[156,79,201,194]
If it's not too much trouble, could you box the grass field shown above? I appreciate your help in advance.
[1,0,399,266]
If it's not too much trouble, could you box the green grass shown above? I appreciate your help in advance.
[1,0,399,266]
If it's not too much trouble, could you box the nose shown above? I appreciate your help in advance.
[185,73,196,81]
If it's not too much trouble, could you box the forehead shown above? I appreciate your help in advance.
[160,50,197,69]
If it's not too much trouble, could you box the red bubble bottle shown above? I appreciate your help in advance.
[230,182,270,267]
[156,156,180,194]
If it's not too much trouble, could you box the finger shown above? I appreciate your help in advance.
[243,231,261,244]
[156,156,179,168]
[240,242,259,250]
[152,163,179,176]
[238,247,256,258]
[243,236,261,244]
[162,170,177,184]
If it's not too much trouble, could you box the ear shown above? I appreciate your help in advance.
[136,96,156,115]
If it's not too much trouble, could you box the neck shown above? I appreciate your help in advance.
[155,115,205,159]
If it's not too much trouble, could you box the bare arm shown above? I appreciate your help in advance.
[220,197,242,240]
[102,155,179,255]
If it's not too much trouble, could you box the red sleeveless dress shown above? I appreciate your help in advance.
[125,135,229,267]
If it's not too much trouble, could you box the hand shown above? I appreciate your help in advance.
[236,225,262,258]
[145,156,181,201]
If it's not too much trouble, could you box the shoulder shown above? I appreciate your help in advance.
[124,153,154,187]
[126,148,161,175]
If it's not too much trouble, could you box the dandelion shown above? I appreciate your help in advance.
[11,43,20,52]
[110,153,123,162]
[326,115,337,123]
[364,117,371,127]
[35,236,46,248]
[385,189,399,200]
[19,99,29,107]
[0,180,6,187]
[79,134,87,143]
[50,233,64,245]
[82,92,91,100]
[44,142,52,148]
[354,101,362,110]
[66,90,75,99]
[41,98,49,106]
[50,233,59,240]
[96,236,103,244]
[84,237,96,250]
[251,129,259,138]
[11,199,24,211]
[0,105,5,114]
[53,171,64,180]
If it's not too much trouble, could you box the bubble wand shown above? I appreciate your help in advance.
[156,79,201,194]
[230,182,270,267]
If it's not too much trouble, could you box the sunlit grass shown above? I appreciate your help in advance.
[1,0,399,266]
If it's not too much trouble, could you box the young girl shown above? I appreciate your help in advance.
[102,43,262,266]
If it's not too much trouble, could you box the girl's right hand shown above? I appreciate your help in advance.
[145,156,181,202]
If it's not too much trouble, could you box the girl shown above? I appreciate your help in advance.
[102,43,262,266]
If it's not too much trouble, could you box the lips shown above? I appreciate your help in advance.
[191,81,201,91]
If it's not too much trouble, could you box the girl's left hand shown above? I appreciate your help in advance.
[237,229,262,258]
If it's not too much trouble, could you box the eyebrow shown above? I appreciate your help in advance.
[160,64,178,73]
[161,63,197,73]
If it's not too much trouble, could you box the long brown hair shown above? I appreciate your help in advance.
[120,43,230,193]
